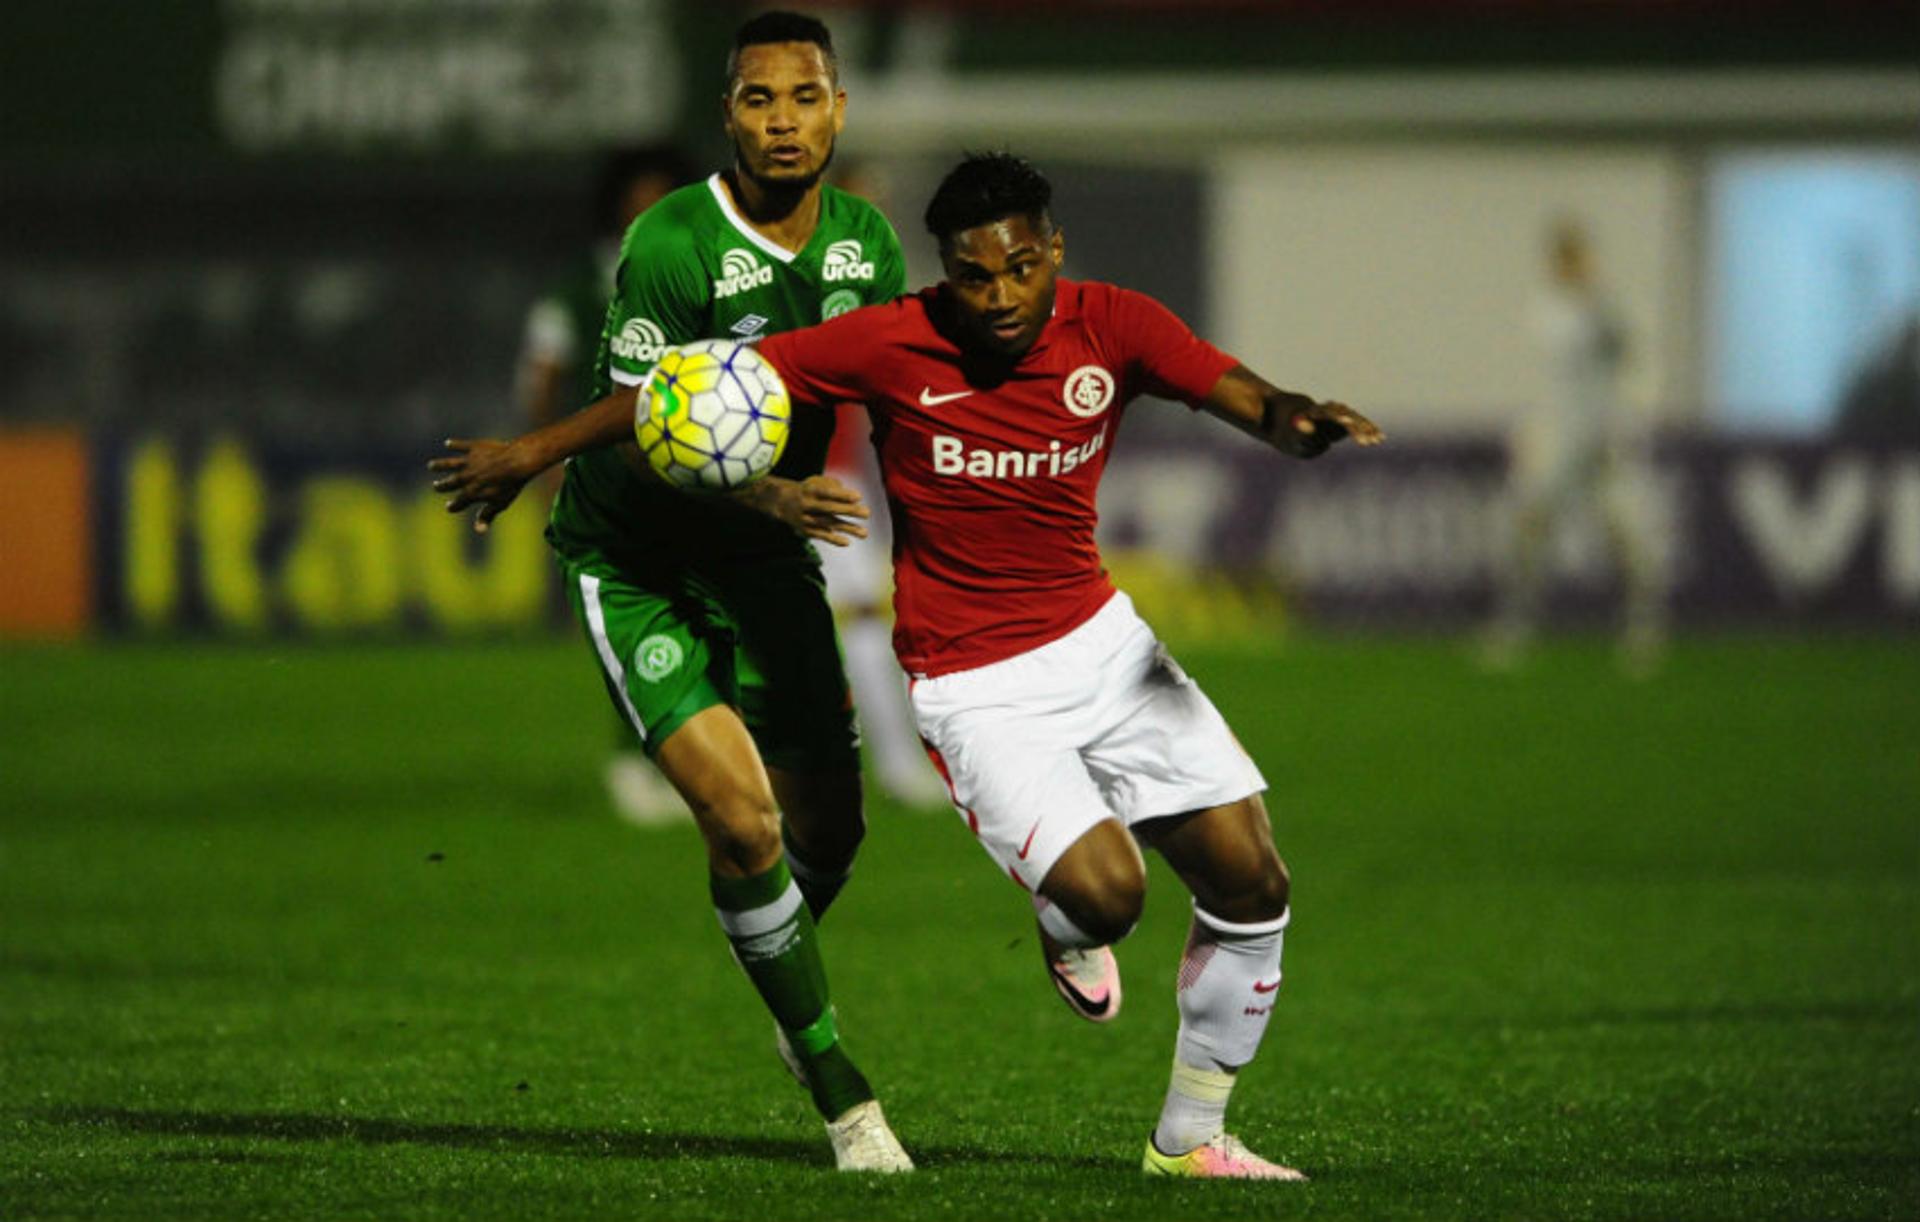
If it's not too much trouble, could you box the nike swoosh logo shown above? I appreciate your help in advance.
[1252,978,1281,994]
[1016,822,1041,861]
[1050,965,1113,1017]
[919,387,974,406]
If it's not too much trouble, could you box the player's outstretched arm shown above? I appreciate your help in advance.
[1201,365,1383,459]
[429,387,639,532]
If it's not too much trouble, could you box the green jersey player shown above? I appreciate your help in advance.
[434,11,910,1172]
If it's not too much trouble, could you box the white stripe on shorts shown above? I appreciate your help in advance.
[580,573,647,745]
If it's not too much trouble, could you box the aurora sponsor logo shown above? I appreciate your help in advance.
[929,427,1108,479]
[821,239,875,282]
[713,248,773,299]
[610,317,668,363]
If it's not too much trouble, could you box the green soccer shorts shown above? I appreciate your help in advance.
[559,550,859,773]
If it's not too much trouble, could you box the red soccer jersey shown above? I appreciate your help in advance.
[758,278,1238,677]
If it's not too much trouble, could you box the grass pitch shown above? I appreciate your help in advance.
[2,634,1916,1220]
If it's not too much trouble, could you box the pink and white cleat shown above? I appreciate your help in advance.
[1142,1132,1307,1180]
[1045,944,1122,1023]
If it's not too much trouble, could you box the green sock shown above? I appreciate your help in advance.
[782,829,851,921]
[710,860,872,1119]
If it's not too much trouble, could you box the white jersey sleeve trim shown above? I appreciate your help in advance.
[706,173,799,265]
[609,364,646,387]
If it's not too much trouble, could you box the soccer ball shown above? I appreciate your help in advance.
[633,339,792,490]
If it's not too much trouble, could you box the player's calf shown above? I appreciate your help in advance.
[1032,822,1145,1022]
[1151,904,1289,1156]
[1036,896,1125,1023]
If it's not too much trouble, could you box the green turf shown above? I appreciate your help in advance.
[2,635,1916,1219]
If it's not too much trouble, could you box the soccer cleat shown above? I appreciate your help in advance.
[1142,1132,1307,1181]
[825,1100,914,1173]
[1046,944,1122,1023]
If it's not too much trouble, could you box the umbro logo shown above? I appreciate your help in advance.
[919,387,974,407]
[730,313,768,340]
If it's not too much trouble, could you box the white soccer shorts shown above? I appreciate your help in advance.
[909,591,1267,892]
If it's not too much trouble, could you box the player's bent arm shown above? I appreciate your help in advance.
[1200,364,1384,460]
[432,385,870,544]
[732,472,871,547]
[430,387,639,531]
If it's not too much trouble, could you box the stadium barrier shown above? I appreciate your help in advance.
[2,429,1915,639]
[1103,431,1920,628]
[87,434,553,637]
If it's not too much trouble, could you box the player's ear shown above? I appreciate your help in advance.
[832,89,847,135]
[1049,227,1065,268]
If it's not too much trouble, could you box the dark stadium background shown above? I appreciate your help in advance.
[3,3,1916,1218]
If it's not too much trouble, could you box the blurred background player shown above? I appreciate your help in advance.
[1483,218,1667,674]
[821,159,946,810]
[819,403,948,809]
[441,11,912,1171]
[519,143,699,825]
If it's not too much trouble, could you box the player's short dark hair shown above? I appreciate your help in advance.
[924,153,1054,249]
[594,144,699,232]
[727,10,838,89]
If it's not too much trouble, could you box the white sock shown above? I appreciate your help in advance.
[1153,904,1288,1154]
[1152,1061,1237,1157]
[783,833,851,921]
[1033,893,1103,949]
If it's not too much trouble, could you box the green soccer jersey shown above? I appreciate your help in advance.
[549,173,906,566]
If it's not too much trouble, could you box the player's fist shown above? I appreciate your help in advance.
[1285,401,1382,459]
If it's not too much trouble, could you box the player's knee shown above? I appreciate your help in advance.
[1249,859,1291,920]
[692,793,784,876]
[1059,858,1147,946]
[1212,858,1289,925]
[776,768,866,872]
[792,802,864,874]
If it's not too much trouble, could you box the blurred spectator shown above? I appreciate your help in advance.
[1838,314,1920,437]
[519,145,700,430]
[521,144,698,826]
[820,159,945,808]
[1483,218,1667,676]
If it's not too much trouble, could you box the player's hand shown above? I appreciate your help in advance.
[749,474,871,546]
[1281,400,1384,459]
[429,438,536,534]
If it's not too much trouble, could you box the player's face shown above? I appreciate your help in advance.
[940,215,1065,360]
[724,43,845,191]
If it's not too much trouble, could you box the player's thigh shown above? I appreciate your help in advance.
[561,556,734,758]
[1077,617,1266,829]
[1136,795,1289,923]
[911,666,1112,894]
[718,558,861,775]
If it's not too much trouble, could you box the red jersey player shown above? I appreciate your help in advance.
[432,153,1381,1180]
